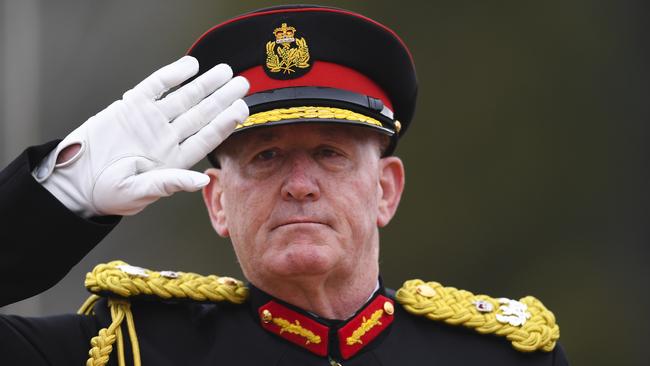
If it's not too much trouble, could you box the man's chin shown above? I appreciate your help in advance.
[267,225,333,250]
[267,244,338,277]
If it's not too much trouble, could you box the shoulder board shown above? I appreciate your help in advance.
[395,279,559,353]
[83,260,249,304]
[78,260,249,366]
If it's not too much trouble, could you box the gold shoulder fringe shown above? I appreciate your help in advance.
[395,279,560,352]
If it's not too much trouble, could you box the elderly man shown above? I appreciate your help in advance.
[0,5,568,366]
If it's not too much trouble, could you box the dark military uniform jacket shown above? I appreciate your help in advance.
[0,143,569,365]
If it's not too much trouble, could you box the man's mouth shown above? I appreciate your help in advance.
[273,218,329,230]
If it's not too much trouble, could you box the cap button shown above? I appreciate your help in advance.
[394,120,402,134]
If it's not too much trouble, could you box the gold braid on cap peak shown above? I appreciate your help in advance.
[77,260,249,366]
[395,279,560,353]
[238,106,384,129]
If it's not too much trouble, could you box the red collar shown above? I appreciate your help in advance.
[257,294,395,359]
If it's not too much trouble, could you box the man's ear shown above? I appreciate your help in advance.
[376,156,405,227]
[202,168,230,237]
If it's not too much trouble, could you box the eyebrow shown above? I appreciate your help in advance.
[234,130,280,151]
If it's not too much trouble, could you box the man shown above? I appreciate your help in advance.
[0,5,568,365]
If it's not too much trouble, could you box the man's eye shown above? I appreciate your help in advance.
[316,148,341,158]
[255,149,278,161]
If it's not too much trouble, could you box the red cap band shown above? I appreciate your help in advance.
[240,61,393,110]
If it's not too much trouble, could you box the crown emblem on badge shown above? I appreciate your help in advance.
[265,23,310,75]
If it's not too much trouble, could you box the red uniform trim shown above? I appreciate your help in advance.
[239,62,393,110]
[258,301,329,356]
[337,295,395,359]
[257,295,395,359]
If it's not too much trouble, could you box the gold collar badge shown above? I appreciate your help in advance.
[266,23,310,74]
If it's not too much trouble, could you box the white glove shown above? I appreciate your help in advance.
[33,56,249,218]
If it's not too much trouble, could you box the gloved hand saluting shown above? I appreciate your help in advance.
[33,56,249,218]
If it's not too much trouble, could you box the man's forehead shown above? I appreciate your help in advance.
[234,123,370,146]
[214,123,387,166]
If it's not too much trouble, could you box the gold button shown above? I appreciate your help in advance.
[383,301,394,315]
[416,284,436,298]
[262,309,272,323]
[394,120,402,134]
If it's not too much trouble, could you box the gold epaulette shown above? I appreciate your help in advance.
[77,260,249,366]
[395,279,560,353]
[82,260,249,304]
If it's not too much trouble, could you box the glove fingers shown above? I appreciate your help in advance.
[133,56,199,99]
[129,169,210,200]
[156,63,234,120]
[178,99,249,165]
[171,76,249,142]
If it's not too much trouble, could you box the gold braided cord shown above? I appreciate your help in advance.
[84,260,249,304]
[236,106,384,130]
[78,294,101,316]
[124,305,141,366]
[85,299,124,366]
[80,260,247,366]
[110,302,126,366]
[395,280,560,353]
[83,298,141,366]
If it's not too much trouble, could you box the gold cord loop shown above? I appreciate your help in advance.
[395,279,560,352]
[82,298,140,366]
[84,260,249,304]
[79,260,249,366]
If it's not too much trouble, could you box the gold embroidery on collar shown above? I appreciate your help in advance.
[273,317,322,345]
[346,309,384,345]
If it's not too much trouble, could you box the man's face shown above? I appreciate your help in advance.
[203,123,404,285]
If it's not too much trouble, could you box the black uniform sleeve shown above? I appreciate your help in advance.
[0,142,121,307]
[0,313,99,366]
[553,343,570,366]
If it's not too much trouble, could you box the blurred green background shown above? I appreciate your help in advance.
[1,1,648,365]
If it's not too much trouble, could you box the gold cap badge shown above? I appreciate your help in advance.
[265,23,311,78]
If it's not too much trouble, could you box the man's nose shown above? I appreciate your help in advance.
[280,154,321,201]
